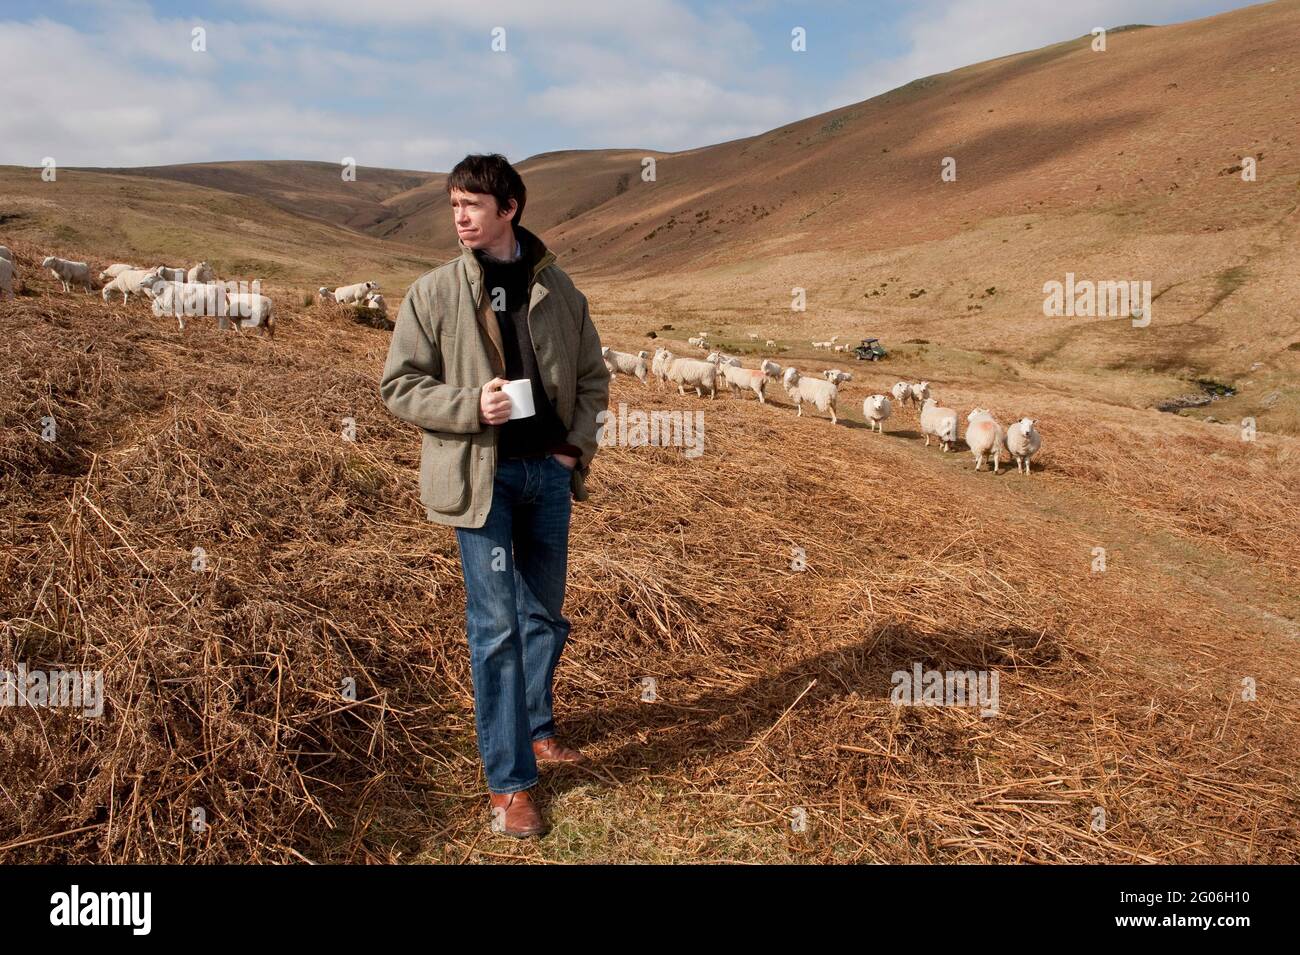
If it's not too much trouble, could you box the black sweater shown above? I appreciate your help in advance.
[476,246,578,461]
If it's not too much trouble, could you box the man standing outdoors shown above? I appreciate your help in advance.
[379,154,610,838]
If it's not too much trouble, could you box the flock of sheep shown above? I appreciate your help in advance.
[2,246,277,338]
[1,242,385,342]
[603,335,1043,475]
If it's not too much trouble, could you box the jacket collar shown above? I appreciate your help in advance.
[460,223,557,309]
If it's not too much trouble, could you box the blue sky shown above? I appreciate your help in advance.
[0,0,1257,172]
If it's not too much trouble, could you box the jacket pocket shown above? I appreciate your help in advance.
[421,430,470,511]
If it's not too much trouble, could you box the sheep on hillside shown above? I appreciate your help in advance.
[862,394,892,433]
[99,263,138,282]
[667,355,717,398]
[332,281,378,304]
[227,292,275,338]
[720,364,768,403]
[42,256,94,293]
[187,261,216,283]
[920,398,958,451]
[782,367,839,424]
[1006,417,1042,474]
[965,408,1007,473]
[891,381,912,408]
[101,267,164,304]
[604,348,649,383]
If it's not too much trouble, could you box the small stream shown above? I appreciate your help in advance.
[1156,379,1236,413]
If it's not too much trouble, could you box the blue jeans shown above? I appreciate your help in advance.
[453,455,574,794]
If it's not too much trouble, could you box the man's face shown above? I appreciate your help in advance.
[450,188,516,249]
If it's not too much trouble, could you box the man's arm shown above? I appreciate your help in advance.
[379,281,485,434]
[564,291,611,469]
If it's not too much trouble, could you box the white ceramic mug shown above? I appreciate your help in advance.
[502,379,536,420]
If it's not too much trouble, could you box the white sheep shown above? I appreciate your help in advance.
[765,339,776,347]
[910,381,931,406]
[42,256,94,293]
[965,408,1007,472]
[688,336,705,349]
[317,286,335,301]
[833,344,847,353]
[99,263,138,282]
[101,266,164,304]
[920,398,958,451]
[652,347,675,389]
[604,348,649,383]
[720,364,768,403]
[155,266,187,282]
[747,333,759,340]
[227,291,275,338]
[759,359,782,378]
[1006,418,1042,474]
[364,291,387,314]
[187,261,216,283]
[782,367,839,424]
[823,369,852,384]
[153,281,227,330]
[891,381,912,408]
[862,394,892,433]
[637,350,649,359]
[667,355,718,398]
[0,256,13,301]
[333,281,379,304]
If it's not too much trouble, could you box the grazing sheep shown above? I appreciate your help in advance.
[823,369,852,385]
[187,261,216,283]
[891,381,912,408]
[720,364,768,403]
[667,355,718,398]
[833,344,848,353]
[965,408,1007,473]
[0,256,13,301]
[688,336,705,349]
[782,367,839,424]
[920,398,959,451]
[332,281,379,304]
[99,263,138,282]
[42,256,94,293]
[155,266,187,282]
[910,381,931,406]
[765,339,776,347]
[811,341,832,350]
[747,333,759,340]
[604,348,649,383]
[1006,417,1042,474]
[101,267,164,304]
[760,359,782,378]
[862,394,892,433]
[226,292,275,338]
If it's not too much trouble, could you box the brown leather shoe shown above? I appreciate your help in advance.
[532,737,589,764]
[488,788,545,838]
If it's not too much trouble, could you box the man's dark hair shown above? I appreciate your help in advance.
[445,153,526,225]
